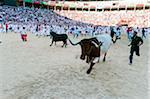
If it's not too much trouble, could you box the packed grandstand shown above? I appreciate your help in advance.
[0,0,150,37]
[18,0,150,26]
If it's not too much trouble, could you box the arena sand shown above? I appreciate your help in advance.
[0,32,149,99]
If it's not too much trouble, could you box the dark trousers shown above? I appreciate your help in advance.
[6,28,8,33]
[129,46,140,64]
[142,33,146,39]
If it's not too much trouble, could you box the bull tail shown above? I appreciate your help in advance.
[68,39,80,46]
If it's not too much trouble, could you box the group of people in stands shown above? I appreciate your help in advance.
[0,5,149,41]
[57,10,149,28]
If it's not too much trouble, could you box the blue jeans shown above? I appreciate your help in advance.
[127,32,132,41]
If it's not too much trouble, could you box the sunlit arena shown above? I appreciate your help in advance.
[0,0,150,99]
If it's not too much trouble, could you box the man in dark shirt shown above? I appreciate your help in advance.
[142,28,146,39]
[128,31,143,65]
[110,27,115,43]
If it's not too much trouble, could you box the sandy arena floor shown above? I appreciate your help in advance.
[0,32,149,99]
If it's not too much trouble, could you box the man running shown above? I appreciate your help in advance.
[128,31,143,65]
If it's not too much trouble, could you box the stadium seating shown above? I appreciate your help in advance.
[56,10,149,28]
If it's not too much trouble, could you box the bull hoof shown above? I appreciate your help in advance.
[103,59,106,62]
[86,61,88,63]
[80,57,85,60]
[87,70,91,74]
[80,58,84,60]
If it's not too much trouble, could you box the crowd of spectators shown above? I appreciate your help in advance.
[56,10,150,28]
[0,5,95,36]
[0,5,149,39]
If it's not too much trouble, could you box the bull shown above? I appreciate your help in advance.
[69,37,102,74]
[69,34,112,74]
[50,31,68,47]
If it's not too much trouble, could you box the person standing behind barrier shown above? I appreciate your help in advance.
[0,23,3,33]
[110,26,115,42]
[73,27,80,38]
[35,24,39,36]
[115,27,121,39]
[145,28,150,37]
[127,27,133,42]
[5,23,8,33]
[142,28,146,39]
[128,31,143,65]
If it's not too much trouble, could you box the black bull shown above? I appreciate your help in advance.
[69,38,102,74]
[50,32,68,47]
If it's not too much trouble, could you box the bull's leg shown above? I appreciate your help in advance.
[87,62,95,74]
[103,53,107,62]
[86,56,89,63]
[55,42,56,45]
[114,36,120,43]
[63,40,67,48]
[61,43,64,47]
[111,35,115,43]
[80,55,85,60]
[65,40,67,48]
[113,36,119,44]
[86,56,93,64]
[62,41,65,47]
[50,40,54,46]
[112,38,115,43]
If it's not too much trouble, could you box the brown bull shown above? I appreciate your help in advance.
[69,38,102,74]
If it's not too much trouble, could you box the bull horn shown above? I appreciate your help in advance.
[99,42,103,46]
[68,39,80,46]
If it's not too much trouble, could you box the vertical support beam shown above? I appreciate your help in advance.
[143,4,145,11]
[95,7,97,12]
[16,0,19,6]
[23,0,25,7]
[125,5,127,11]
[54,6,56,11]
[32,0,33,8]
[32,3,33,8]
[134,5,136,12]
[102,8,104,12]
